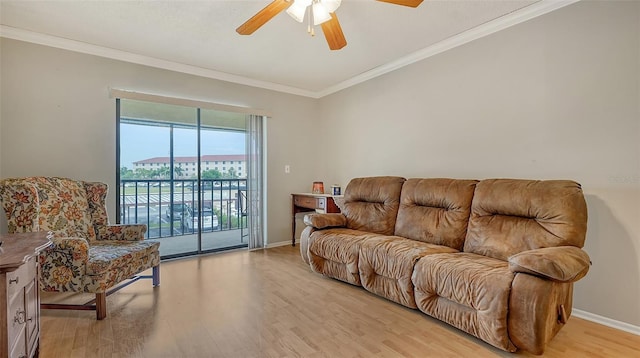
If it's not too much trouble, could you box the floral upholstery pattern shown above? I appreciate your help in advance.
[84,182,147,240]
[86,240,159,275]
[84,181,110,226]
[39,236,89,292]
[84,242,160,293]
[95,224,147,241]
[0,176,160,294]
[0,180,41,233]
[10,177,97,241]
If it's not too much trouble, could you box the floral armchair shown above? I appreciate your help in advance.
[0,176,160,320]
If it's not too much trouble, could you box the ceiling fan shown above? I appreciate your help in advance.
[236,0,424,51]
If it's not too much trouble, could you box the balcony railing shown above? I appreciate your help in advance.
[119,178,247,239]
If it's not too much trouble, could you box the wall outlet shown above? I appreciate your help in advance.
[285,165,291,174]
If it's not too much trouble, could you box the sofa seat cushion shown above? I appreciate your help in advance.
[86,240,160,276]
[412,253,517,352]
[308,228,379,286]
[359,236,458,308]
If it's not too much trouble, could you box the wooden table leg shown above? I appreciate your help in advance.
[292,207,297,247]
[96,292,107,320]
[292,205,313,247]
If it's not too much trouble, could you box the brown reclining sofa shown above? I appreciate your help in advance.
[300,176,590,354]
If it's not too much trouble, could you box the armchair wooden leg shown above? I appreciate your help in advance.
[96,292,107,320]
[152,265,160,287]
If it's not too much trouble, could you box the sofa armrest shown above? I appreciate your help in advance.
[46,236,90,258]
[95,224,147,241]
[299,226,315,265]
[508,246,591,283]
[39,236,89,291]
[304,213,347,229]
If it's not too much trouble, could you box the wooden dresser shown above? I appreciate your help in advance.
[0,232,51,358]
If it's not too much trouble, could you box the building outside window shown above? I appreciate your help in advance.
[132,154,247,178]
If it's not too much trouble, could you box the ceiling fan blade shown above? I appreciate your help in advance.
[236,0,292,35]
[321,13,347,51]
[376,0,423,7]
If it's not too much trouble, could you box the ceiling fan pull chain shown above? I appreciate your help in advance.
[308,3,314,36]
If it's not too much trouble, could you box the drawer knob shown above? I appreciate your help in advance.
[9,277,19,285]
[14,310,26,325]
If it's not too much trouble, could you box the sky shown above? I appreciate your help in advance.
[120,123,246,169]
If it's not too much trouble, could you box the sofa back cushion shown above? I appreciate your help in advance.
[342,176,406,235]
[464,179,587,261]
[84,181,110,226]
[394,178,478,250]
[30,177,97,241]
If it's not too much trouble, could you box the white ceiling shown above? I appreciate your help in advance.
[0,0,577,98]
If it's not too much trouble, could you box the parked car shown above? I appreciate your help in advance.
[184,207,219,231]
[165,203,192,220]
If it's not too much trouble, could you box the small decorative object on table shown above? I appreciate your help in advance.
[331,184,341,196]
[312,181,324,194]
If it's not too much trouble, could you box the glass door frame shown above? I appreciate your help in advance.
[116,99,248,259]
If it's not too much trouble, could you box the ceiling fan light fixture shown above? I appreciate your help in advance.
[287,2,307,22]
[237,0,422,51]
[312,2,332,25]
[286,2,308,23]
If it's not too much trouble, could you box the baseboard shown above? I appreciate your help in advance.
[572,309,640,336]
[265,240,295,249]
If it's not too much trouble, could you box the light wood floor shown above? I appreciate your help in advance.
[40,245,640,357]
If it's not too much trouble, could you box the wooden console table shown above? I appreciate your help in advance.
[291,193,342,246]
[0,232,52,358]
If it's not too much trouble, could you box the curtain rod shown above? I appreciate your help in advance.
[109,88,272,117]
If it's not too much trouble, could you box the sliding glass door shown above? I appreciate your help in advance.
[117,99,249,258]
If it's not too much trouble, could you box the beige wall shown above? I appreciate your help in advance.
[0,38,323,246]
[318,1,640,326]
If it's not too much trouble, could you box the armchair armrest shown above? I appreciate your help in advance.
[46,236,90,259]
[508,246,591,283]
[95,224,147,241]
[40,236,89,291]
[304,213,347,229]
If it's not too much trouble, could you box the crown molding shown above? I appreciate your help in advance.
[0,0,579,99]
[317,0,580,97]
[0,25,317,98]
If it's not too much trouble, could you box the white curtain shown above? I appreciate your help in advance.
[246,115,266,250]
